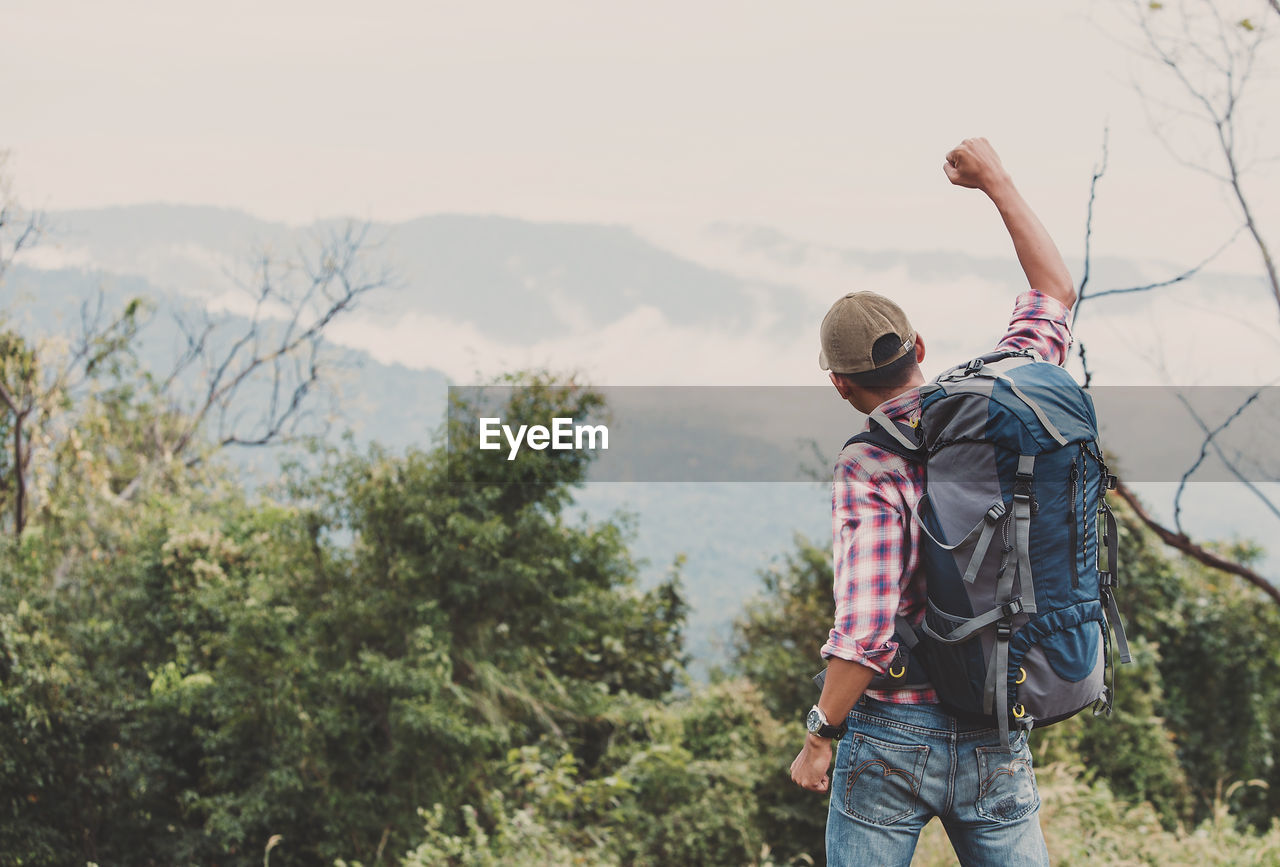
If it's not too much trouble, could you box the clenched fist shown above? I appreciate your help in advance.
[790,734,833,793]
[943,137,1011,193]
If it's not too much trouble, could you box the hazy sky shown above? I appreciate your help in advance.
[4,0,1277,272]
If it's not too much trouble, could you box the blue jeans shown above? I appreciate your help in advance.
[827,695,1049,866]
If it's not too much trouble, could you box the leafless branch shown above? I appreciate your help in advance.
[2,165,387,533]
[1088,224,1245,304]
[51,290,148,399]
[1113,478,1280,605]
[1073,128,1111,388]
[1133,0,1280,320]
[0,156,44,535]
[1171,387,1277,533]
[117,220,388,500]
[163,308,216,394]
[1070,129,1240,385]
[1069,0,1279,601]
[0,152,44,282]
[1076,126,1109,319]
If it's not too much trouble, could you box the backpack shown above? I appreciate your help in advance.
[822,348,1131,747]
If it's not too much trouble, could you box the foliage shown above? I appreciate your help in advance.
[915,762,1280,866]
[731,537,831,721]
[1111,509,1280,828]
[0,560,90,864]
[394,681,807,867]
[1030,636,1192,829]
[0,374,687,864]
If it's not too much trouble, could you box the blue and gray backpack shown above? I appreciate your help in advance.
[834,348,1131,746]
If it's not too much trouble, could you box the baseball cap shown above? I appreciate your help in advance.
[818,291,916,374]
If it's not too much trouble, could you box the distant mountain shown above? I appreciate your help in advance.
[37,205,817,343]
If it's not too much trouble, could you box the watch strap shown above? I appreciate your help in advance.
[816,719,848,739]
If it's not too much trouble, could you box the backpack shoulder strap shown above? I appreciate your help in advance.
[843,415,924,463]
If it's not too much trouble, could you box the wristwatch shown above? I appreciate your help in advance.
[806,705,848,740]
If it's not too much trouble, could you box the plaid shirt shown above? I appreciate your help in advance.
[821,291,1074,704]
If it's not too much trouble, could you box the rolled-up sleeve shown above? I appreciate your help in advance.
[996,290,1073,367]
[820,455,910,673]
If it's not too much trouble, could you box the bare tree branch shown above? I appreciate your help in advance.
[1,157,44,535]
[1064,3,1280,604]
[1071,0,1280,600]
[117,220,389,501]
[1219,120,1280,316]
[1073,129,1112,388]
[218,336,322,449]
[0,152,44,283]
[1134,0,1280,320]
[1113,478,1280,605]
[52,290,148,398]
[1173,390,1280,528]
[1070,128,1240,386]
[1075,126,1109,323]
[1171,387,1275,532]
[163,308,216,394]
[1088,224,1245,304]
[3,164,387,533]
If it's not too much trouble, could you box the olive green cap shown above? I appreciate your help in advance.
[818,291,916,374]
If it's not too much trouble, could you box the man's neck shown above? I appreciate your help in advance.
[859,372,927,413]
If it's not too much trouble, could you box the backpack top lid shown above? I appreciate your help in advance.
[920,352,1098,456]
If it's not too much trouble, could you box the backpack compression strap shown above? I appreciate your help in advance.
[1096,497,1133,718]
[915,454,1037,749]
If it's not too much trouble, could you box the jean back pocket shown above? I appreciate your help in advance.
[974,737,1039,823]
[836,733,930,826]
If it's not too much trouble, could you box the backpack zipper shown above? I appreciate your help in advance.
[1068,454,1080,589]
[1081,443,1093,586]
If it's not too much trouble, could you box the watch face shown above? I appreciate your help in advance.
[806,707,823,733]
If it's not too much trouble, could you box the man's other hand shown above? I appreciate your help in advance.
[944,137,1011,193]
[790,734,834,793]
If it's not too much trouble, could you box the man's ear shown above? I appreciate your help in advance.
[829,371,852,399]
[914,334,926,365]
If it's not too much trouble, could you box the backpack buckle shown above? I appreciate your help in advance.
[1000,599,1024,619]
[1012,472,1034,502]
[996,621,1014,641]
[1099,571,1116,589]
[965,358,984,375]
[985,503,1007,524]
[1105,473,1118,491]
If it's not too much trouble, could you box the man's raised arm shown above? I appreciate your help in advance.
[944,137,1076,310]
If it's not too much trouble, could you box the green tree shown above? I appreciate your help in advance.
[399,680,802,867]
[1,375,688,864]
[732,537,831,722]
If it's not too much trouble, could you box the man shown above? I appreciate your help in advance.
[789,138,1076,866]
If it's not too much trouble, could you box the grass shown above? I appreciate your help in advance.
[913,763,1280,866]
